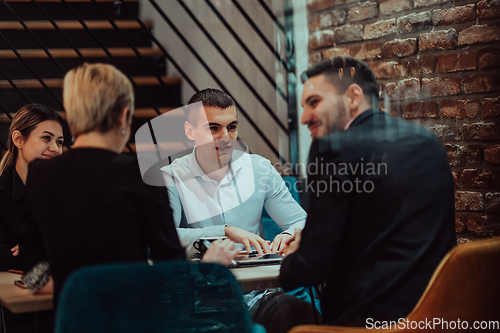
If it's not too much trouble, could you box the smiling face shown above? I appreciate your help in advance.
[301,74,351,138]
[15,120,64,165]
[185,105,238,172]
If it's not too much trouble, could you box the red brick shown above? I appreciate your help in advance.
[370,61,408,79]
[350,42,381,60]
[401,101,437,119]
[322,47,350,59]
[382,38,417,58]
[482,97,500,118]
[309,52,322,65]
[380,0,411,15]
[419,29,457,50]
[437,51,477,73]
[308,29,335,49]
[390,78,420,100]
[364,19,396,40]
[455,214,468,233]
[462,169,500,189]
[432,5,475,25]
[477,0,500,20]
[422,77,461,97]
[414,0,449,9]
[455,191,484,211]
[466,145,484,165]
[463,74,500,94]
[334,24,364,44]
[462,122,500,141]
[485,192,500,213]
[453,171,459,188]
[397,12,432,34]
[348,1,378,22]
[479,48,500,69]
[307,0,335,13]
[485,144,500,165]
[405,55,435,75]
[445,144,482,166]
[440,99,479,118]
[467,215,500,237]
[458,24,500,46]
[426,123,461,141]
[309,9,347,30]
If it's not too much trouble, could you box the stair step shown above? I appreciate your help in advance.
[0,20,151,30]
[0,77,181,89]
[0,107,178,123]
[0,47,163,59]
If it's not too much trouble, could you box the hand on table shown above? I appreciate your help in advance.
[201,239,240,267]
[224,225,271,254]
[270,233,293,255]
[283,229,302,257]
[11,244,19,257]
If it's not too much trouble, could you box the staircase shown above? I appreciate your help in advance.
[0,0,182,153]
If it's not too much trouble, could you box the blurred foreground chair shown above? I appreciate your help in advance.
[55,261,265,333]
[289,237,500,333]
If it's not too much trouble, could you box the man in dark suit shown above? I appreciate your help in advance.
[279,56,456,326]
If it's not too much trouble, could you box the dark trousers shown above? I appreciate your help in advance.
[254,291,321,333]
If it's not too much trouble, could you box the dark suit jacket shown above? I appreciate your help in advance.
[0,166,26,271]
[19,148,185,304]
[280,110,456,325]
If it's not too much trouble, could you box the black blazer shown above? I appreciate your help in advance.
[0,166,26,271]
[19,148,186,303]
[280,110,456,325]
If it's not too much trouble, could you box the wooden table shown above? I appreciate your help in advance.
[0,265,280,314]
[0,272,53,314]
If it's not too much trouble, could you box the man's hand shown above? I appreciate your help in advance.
[283,229,302,257]
[201,239,240,266]
[270,233,293,254]
[11,244,19,257]
[225,225,271,254]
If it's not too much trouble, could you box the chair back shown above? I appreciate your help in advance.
[406,237,500,326]
[289,237,500,333]
[262,176,300,240]
[55,261,259,333]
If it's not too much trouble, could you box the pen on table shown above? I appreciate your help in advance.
[203,240,238,267]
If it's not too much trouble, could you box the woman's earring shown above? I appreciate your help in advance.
[121,128,126,136]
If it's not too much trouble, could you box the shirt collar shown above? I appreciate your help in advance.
[11,167,25,203]
[188,146,247,183]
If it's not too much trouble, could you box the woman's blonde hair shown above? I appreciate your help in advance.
[63,63,134,138]
[0,104,65,176]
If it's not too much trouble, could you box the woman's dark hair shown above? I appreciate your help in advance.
[302,56,379,101]
[0,104,65,176]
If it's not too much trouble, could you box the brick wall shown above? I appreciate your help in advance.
[306,0,500,241]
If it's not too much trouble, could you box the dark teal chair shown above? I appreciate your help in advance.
[262,176,301,241]
[55,262,266,333]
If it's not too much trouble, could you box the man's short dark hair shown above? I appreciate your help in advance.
[186,88,237,124]
[302,56,379,101]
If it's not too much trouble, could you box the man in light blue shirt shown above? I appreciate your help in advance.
[161,89,306,256]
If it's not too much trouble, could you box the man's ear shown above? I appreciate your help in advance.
[185,121,195,141]
[346,84,364,111]
[12,131,24,149]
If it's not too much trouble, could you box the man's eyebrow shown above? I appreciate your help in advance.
[228,121,238,126]
[305,95,319,105]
